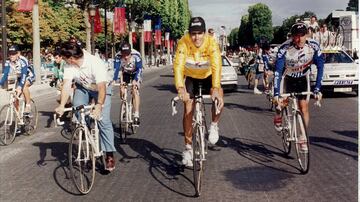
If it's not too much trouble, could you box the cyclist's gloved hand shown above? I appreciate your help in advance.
[211,88,224,110]
[91,104,103,120]
[55,105,65,116]
[177,87,190,102]
[313,88,322,101]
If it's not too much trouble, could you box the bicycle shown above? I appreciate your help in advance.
[54,104,106,194]
[265,71,275,111]
[276,91,321,174]
[114,82,139,143]
[0,80,38,145]
[171,83,220,197]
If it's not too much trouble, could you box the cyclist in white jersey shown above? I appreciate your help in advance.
[273,23,324,151]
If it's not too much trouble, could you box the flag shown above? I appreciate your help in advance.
[143,18,152,43]
[94,8,102,33]
[113,7,126,34]
[154,17,162,46]
[165,32,170,48]
[17,0,35,12]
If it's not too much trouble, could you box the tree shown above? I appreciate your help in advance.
[346,0,358,11]
[238,14,252,46]
[248,3,273,45]
[227,28,239,50]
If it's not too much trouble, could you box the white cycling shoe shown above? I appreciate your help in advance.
[208,123,219,145]
[182,144,193,167]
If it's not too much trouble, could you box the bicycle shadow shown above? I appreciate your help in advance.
[214,136,302,174]
[38,111,55,128]
[151,84,177,94]
[124,137,197,197]
[32,142,81,196]
[309,135,358,160]
[112,125,142,163]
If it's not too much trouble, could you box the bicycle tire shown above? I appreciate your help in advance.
[23,99,38,136]
[192,124,203,197]
[294,111,310,174]
[281,107,291,155]
[69,126,95,194]
[0,104,17,145]
[267,82,274,111]
[119,101,128,143]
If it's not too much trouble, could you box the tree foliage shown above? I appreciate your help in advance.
[227,28,239,50]
[6,0,190,50]
[346,0,358,11]
[248,3,273,44]
[237,14,252,46]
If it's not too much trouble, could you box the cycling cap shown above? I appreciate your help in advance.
[290,23,307,36]
[189,17,206,33]
[8,45,19,54]
[120,42,131,56]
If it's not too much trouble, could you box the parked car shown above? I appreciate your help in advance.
[221,55,238,91]
[310,49,358,94]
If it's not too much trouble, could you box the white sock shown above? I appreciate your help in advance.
[211,122,218,127]
[134,111,139,117]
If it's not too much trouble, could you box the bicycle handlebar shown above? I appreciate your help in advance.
[171,95,221,116]
[279,91,322,107]
[53,104,95,127]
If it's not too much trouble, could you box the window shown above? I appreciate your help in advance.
[323,51,353,64]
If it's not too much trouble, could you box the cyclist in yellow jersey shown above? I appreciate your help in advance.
[174,17,224,167]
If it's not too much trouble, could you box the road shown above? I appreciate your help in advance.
[0,66,357,201]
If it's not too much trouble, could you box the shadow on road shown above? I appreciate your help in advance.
[224,102,273,116]
[309,135,358,160]
[123,137,197,197]
[223,165,293,191]
[32,142,81,196]
[152,84,177,94]
[215,136,302,174]
[332,130,357,139]
[38,110,55,128]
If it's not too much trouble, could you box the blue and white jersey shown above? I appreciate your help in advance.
[113,49,143,82]
[0,55,35,88]
[274,39,324,96]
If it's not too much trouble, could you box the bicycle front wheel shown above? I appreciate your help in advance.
[192,124,204,197]
[69,126,95,194]
[295,111,310,174]
[0,104,17,145]
[119,102,128,143]
[281,107,291,155]
[23,99,38,136]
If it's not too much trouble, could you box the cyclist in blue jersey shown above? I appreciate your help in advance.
[273,23,324,151]
[113,42,143,125]
[0,45,35,115]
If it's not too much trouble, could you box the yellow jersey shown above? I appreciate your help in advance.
[173,33,222,89]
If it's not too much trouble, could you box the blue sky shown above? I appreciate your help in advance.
[188,0,350,33]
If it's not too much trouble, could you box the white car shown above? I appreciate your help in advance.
[310,49,358,94]
[221,56,238,91]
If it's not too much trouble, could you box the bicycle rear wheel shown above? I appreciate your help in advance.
[294,111,310,174]
[192,124,204,197]
[23,99,38,136]
[69,126,95,194]
[0,104,17,145]
[281,107,291,155]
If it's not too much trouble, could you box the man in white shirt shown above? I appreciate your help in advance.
[55,41,116,171]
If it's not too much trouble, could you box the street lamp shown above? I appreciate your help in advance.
[88,2,97,55]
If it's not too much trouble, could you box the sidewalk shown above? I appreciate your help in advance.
[0,65,170,108]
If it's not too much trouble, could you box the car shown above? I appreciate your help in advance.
[310,49,358,94]
[221,55,238,91]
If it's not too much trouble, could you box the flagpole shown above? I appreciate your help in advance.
[32,0,41,84]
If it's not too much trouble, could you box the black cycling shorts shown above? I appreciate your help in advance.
[185,75,212,98]
[283,76,309,100]
[123,72,136,84]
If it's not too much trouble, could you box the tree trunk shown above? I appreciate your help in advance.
[84,9,91,52]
